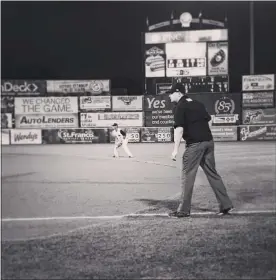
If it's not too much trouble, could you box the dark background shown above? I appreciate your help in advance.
[1,1,276,93]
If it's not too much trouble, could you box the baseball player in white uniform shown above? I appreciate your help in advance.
[112,123,133,158]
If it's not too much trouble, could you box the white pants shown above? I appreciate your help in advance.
[114,138,133,157]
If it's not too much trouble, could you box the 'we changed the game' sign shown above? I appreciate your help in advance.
[14,97,78,114]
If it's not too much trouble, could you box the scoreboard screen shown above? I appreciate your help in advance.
[143,29,229,94]
[166,42,207,77]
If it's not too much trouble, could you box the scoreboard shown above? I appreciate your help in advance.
[143,29,229,94]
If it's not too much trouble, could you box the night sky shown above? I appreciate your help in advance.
[1,1,276,93]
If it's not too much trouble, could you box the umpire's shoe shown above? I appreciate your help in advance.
[169,211,190,218]
[217,207,234,216]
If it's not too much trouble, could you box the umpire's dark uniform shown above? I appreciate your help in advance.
[168,83,233,217]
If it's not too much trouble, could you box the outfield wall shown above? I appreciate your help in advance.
[1,79,276,145]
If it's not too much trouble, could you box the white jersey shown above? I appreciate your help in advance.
[112,127,133,157]
[114,128,126,142]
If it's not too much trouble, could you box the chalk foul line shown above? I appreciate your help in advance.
[2,209,276,222]
[133,159,177,168]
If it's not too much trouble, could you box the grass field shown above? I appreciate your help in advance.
[1,142,276,279]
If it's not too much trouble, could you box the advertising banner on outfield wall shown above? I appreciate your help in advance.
[1,129,10,145]
[1,80,46,96]
[145,45,166,78]
[80,112,143,128]
[1,113,13,129]
[79,96,111,111]
[207,42,228,76]
[242,74,275,91]
[109,127,141,143]
[242,92,275,108]
[141,127,158,142]
[46,80,110,95]
[242,108,276,125]
[144,111,174,127]
[144,94,174,111]
[144,95,174,127]
[10,129,42,145]
[141,127,172,143]
[42,129,109,144]
[14,97,78,115]
[1,96,15,113]
[156,83,172,95]
[211,126,238,141]
[240,125,276,141]
[192,93,241,125]
[112,96,143,111]
[15,114,79,129]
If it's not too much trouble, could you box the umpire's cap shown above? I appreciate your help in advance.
[112,123,118,126]
[167,83,186,94]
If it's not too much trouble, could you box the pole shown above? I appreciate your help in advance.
[249,1,254,75]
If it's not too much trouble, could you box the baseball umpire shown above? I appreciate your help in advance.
[168,83,234,218]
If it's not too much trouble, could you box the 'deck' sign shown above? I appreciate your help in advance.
[14,97,78,114]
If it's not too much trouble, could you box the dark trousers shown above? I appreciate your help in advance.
[177,140,233,214]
